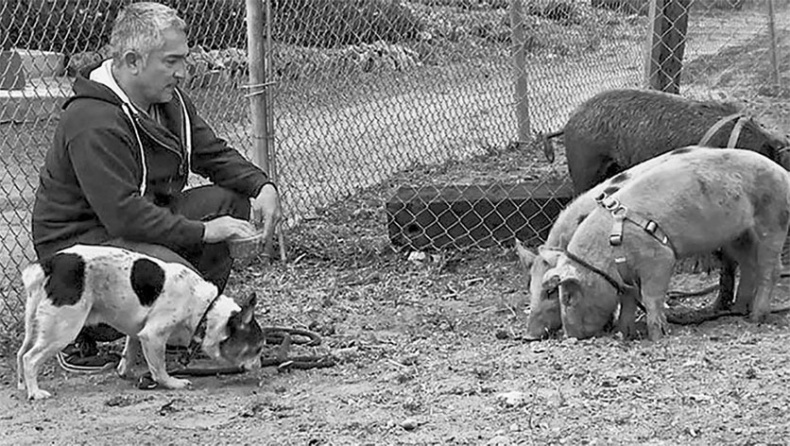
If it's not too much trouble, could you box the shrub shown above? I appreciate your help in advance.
[408,0,509,9]
[272,0,424,48]
[5,0,422,55]
[167,0,247,49]
[5,0,247,55]
[4,0,124,54]
[526,0,581,24]
[590,0,650,16]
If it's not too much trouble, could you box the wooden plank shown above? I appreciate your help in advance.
[387,181,574,250]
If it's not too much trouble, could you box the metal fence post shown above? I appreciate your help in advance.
[509,0,531,145]
[767,0,781,87]
[245,0,286,261]
[245,0,269,174]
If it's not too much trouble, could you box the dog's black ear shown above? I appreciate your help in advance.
[229,293,258,330]
[246,292,257,309]
[238,294,256,325]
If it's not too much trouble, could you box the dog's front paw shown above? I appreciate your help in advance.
[159,377,192,390]
[27,388,52,401]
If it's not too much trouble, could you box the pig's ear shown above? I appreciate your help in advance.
[244,292,258,311]
[515,239,536,269]
[558,277,583,307]
[240,293,257,325]
[538,246,562,268]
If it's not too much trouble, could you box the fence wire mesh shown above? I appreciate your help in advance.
[1,0,788,333]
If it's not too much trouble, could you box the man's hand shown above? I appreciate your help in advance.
[251,183,282,251]
[203,216,257,244]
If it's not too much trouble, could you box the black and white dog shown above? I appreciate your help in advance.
[17,244,264,400]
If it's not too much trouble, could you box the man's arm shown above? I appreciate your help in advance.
[182,92,272,198]
[179,91,282,243]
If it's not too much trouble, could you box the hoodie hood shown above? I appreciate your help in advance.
[63,61,125,110]
[88,59,139,112]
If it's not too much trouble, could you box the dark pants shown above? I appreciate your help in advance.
[80,185,251,343]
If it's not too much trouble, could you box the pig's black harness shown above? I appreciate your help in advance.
[598,191,676,286]
[565,191,676,295]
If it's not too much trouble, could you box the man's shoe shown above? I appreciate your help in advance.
[56,341,120,374]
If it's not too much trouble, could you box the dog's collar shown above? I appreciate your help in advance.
[179,293,222,366]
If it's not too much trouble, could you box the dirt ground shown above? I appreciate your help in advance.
[3,145,790,446]
[2,4,789,446]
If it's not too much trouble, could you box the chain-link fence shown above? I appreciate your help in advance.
[1,0,788,333]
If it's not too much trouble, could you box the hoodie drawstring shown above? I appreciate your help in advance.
[173,89,192,174]
[120,103,147,196]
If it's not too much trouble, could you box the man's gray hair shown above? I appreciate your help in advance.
[109,2,187,63]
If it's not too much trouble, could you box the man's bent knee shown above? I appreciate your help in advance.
[177,185,251,222]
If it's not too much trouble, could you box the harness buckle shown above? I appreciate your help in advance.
[609,233,623,246]
[645,220,657,234]
[611,205,628,218]
[602,196,620,210]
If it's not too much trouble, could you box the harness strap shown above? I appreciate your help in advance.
[697,113,747,148]
[727,115,746,148]
[564,249,632,295]
[613,256,634,288]
[591,191,679,294]
[595,192,676,254]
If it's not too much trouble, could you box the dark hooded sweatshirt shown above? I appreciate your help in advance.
[31,63,270,259]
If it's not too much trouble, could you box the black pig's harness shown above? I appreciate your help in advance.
[697,113,748,149]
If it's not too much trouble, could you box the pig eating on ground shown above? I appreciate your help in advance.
[517,147,736,339]
[543,147,790,341]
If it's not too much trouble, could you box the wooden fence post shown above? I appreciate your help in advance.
[644,0,690,93]
[509,0,531,144]
[245,0,286,261]
[245,0,269,174]
[767,0,781,87]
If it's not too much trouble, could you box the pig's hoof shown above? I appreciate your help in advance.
[749,310,769,324]
[618,322,638,340]
[647,319,669,341]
